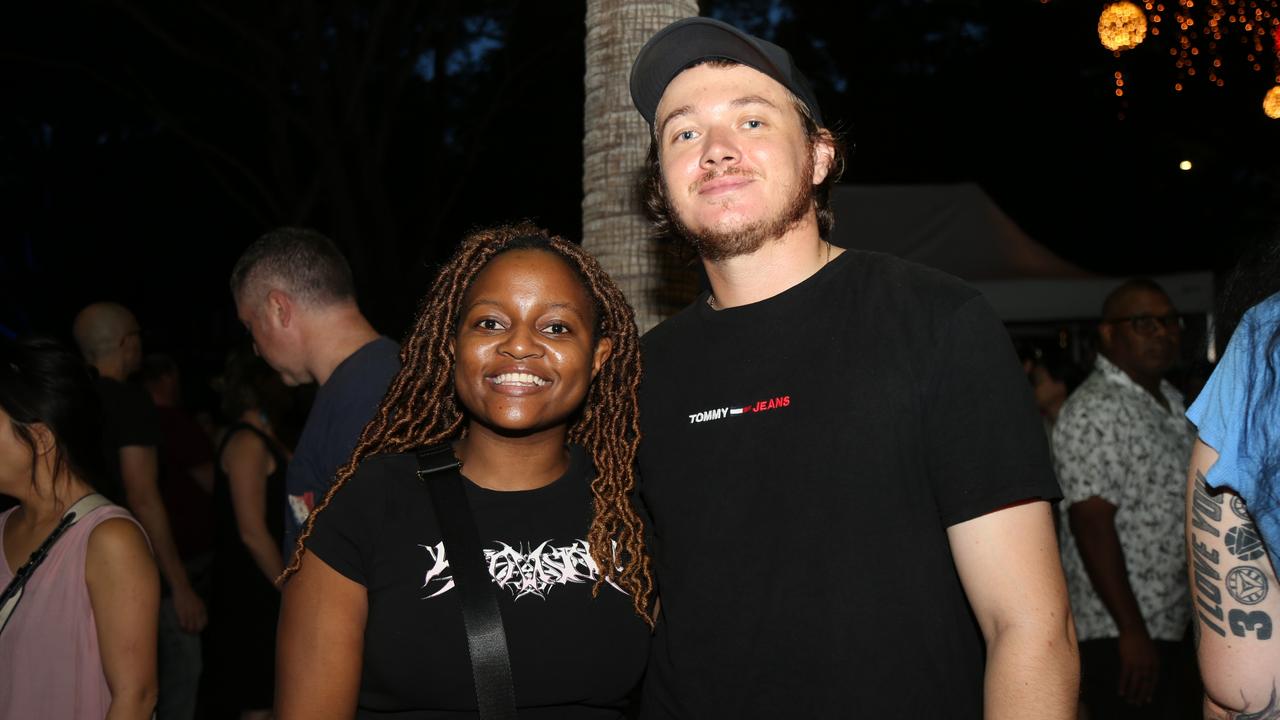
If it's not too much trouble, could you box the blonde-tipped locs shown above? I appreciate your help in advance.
[279,222,655,626]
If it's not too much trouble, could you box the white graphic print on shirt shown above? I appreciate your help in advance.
[419,539,623,601]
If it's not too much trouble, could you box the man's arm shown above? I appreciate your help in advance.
[1185,439,1280,718]
[949,499,1079,719]
[1067,496,1161,705]
[119,445,207,633]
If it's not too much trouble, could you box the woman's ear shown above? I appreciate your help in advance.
[23,420,58,458]
[29,423,58,457]
[591,337,613,379]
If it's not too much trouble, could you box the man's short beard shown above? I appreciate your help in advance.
[664,155,816,263]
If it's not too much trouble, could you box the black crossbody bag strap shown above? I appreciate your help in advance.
[415,445,518,720]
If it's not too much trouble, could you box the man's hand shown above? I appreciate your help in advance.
[170,583,208,634]
[1117,627,1160,705]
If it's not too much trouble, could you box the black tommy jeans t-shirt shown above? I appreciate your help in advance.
[305,444,651,719]
[637,250,1060,719]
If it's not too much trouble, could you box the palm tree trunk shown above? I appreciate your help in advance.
[583,0,700,333]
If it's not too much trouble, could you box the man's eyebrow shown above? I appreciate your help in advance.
[657,105,692,138]
[731,95,780,110]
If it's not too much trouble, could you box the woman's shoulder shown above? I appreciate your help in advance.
[352,451,421,482]
[85,506,152,566]
[304,452,429,564]
[322,451,423,512]
[220,423,271,456]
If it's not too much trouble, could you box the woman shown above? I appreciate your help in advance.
[0,336,159,719]
[205,351,292,719]
[1184,233,1280,717]
[277,223,654,719]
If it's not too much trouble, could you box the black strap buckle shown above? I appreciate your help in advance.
[415,444,462,478]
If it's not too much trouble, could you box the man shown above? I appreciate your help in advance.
[230,227,400,556]
[1054,278,1194,718]
[72,302,205,720]
[629,18,1078,718]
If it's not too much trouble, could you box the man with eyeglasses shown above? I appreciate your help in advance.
[73,301,206,720]
[1053,278,1196,719]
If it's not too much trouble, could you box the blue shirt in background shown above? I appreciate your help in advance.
[283,336,400,557]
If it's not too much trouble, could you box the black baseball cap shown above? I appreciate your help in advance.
[629,17,823,129]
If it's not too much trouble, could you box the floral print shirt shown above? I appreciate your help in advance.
[1053,354,1195,641]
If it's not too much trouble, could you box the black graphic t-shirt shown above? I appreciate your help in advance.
[305,444,650,719]
[637,250,1060,719]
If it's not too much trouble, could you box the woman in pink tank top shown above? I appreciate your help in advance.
[0,337,159,719]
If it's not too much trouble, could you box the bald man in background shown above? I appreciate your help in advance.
[73,302,206,720]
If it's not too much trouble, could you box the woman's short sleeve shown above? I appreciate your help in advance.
[1188,311,1260,497]
[302,458,390,586]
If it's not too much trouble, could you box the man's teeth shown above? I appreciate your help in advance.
[491,372,548,387]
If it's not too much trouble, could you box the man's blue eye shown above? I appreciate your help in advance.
[745,120,763,129]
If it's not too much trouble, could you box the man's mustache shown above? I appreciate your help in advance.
[689,166,760,194]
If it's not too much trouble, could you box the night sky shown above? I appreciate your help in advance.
[3,1,1277,384]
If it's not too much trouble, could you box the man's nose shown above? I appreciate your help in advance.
[701,126,740,169]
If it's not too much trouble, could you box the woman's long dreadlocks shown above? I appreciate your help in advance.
[280,222,654,626]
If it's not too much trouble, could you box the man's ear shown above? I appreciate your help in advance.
[591,337,613,379]
[266,289,293,329]
[811,129,837,186]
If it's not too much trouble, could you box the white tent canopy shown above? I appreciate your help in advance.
[829,183,1213,320]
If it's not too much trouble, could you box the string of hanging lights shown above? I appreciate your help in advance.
[1096,0,1280,117]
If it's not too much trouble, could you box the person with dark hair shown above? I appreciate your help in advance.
[628,17,1076,719]
[1184,233,1280,718]
[0,336,159,719]
[204,351,292,720]
[138,353,217,709]
[1030,347,1087,427]
[230,227,400,556]
[73,301,205,720]
[1054,277,1194,718]
[275,223,653,718]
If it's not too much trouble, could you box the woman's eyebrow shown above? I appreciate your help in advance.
[464,299,585,314]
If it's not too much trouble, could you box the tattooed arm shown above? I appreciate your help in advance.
[949,500,1079,719]
[1186,439,1280,718]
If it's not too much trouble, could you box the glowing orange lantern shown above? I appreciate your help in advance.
[1264,86,1280,119]
[1098,1,1149,52]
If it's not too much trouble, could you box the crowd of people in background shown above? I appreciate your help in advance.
[1,15,1279,720]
